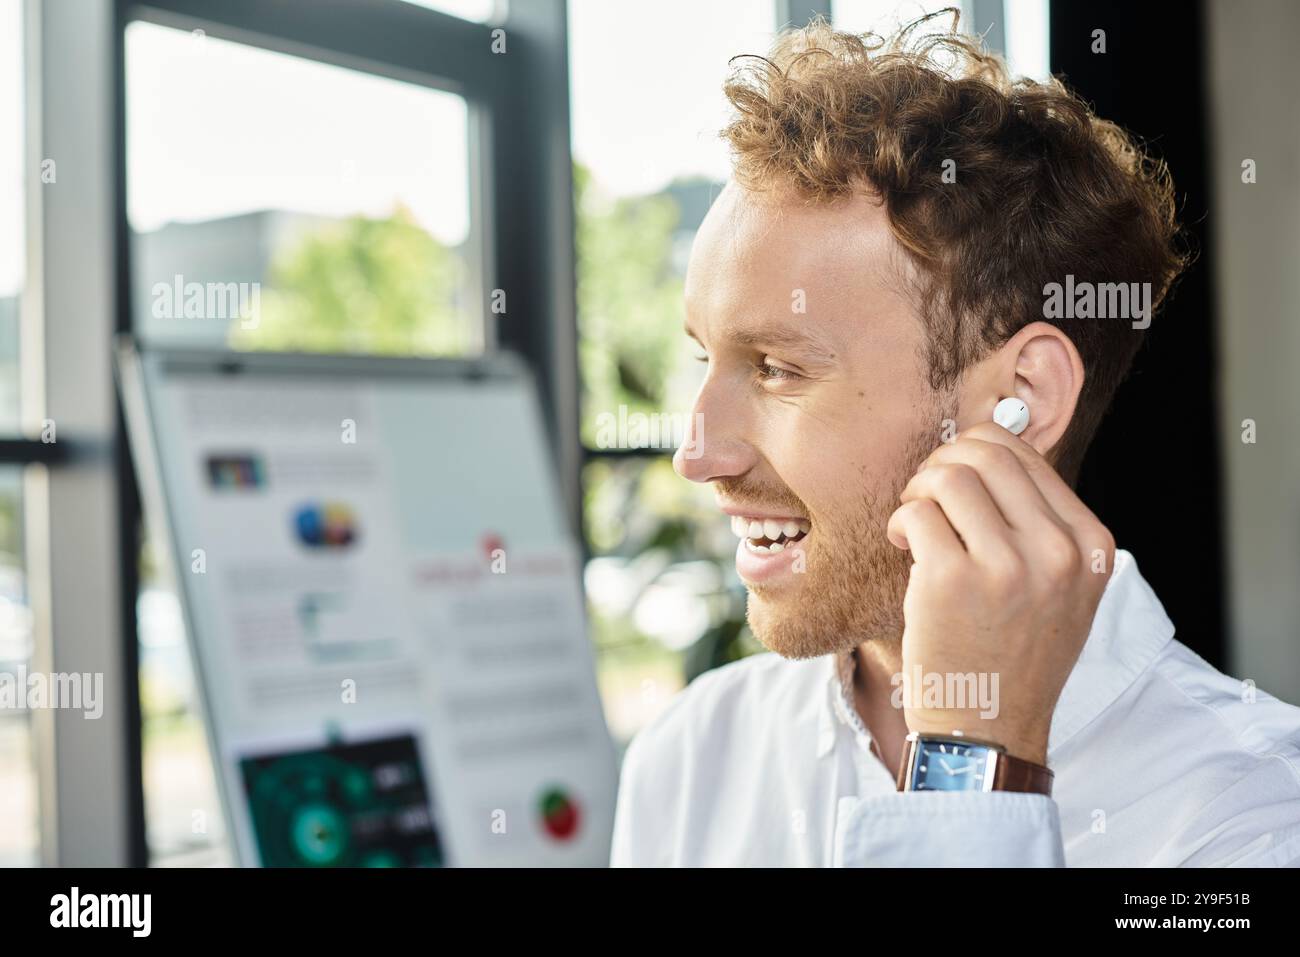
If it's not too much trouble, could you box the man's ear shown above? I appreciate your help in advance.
[997,321,1085,459]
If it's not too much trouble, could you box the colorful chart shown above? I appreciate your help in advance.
[294,501,358,548]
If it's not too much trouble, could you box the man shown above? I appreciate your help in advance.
[609,15,1300,866]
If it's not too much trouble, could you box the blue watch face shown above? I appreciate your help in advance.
[912,740,992,791]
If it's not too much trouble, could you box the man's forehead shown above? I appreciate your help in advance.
[685,182,911,343]
[700,180,896,255]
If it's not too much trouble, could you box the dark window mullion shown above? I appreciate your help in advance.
[0,438,71,465]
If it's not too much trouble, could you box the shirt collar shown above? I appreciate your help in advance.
[817,548,1175,760]
[817,645,868,757]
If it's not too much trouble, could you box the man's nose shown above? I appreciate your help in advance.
[673,381,753,484]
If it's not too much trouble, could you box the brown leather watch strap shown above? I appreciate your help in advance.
[894,734,918,792]
[896,733,1054,795]
[991,751,1054,796]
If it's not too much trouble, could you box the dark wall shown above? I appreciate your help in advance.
[1049,1,1224,668]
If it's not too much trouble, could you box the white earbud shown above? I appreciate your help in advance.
[992,397,1030,435]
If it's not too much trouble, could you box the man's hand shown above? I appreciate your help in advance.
[885,421,1116,766]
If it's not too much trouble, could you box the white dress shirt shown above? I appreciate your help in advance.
[609,549,1300,866]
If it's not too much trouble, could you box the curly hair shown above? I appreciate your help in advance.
[721,9,1190,483]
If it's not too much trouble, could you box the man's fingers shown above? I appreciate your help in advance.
[899,463,1018,564]
[917,438,1069,537]
[929,421,1102,532]
[918,421,1116,579]
[887,498,964,563]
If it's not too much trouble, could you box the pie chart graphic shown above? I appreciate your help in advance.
[538,786,581,841]
[291,802,349,865]
[293,501,358,549]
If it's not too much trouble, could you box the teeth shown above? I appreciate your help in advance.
[730,515,813,542]
[769,541,784,552]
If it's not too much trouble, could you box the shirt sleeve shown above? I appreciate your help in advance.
[833,790,1066,867]
[1153,757,1300,867]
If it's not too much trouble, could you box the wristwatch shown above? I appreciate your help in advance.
[896,731,1054,795]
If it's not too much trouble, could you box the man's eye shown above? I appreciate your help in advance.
[757,358,800,381]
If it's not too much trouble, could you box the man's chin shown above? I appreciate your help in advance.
[743,584,842,660]
[742,559,909,659]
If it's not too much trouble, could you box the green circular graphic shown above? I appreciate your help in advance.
[290,803,348,865]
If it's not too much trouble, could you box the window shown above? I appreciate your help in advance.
[137,529,231,866]
[830,0,958,37]
[126,20,478,357]
[0,468,35,866]
[399,0,505,23]
[833,0,1051,80]
[1002,0,1050,81]
[0,1,24,434]
[0,1,38,869]
[125,11,491,865]
[569,0,780,743]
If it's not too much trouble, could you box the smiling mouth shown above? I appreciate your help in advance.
[729,515,811,553]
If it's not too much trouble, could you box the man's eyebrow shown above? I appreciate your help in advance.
[683,320,839,361]
[728,323,838,360]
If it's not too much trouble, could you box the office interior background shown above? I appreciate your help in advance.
[1,0,1297,865]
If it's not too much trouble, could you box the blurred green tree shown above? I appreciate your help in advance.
[572,166,757,680]
[573,163,686,446]
[228,204,468,356]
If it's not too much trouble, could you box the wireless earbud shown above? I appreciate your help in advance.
[992,397,1030,435]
